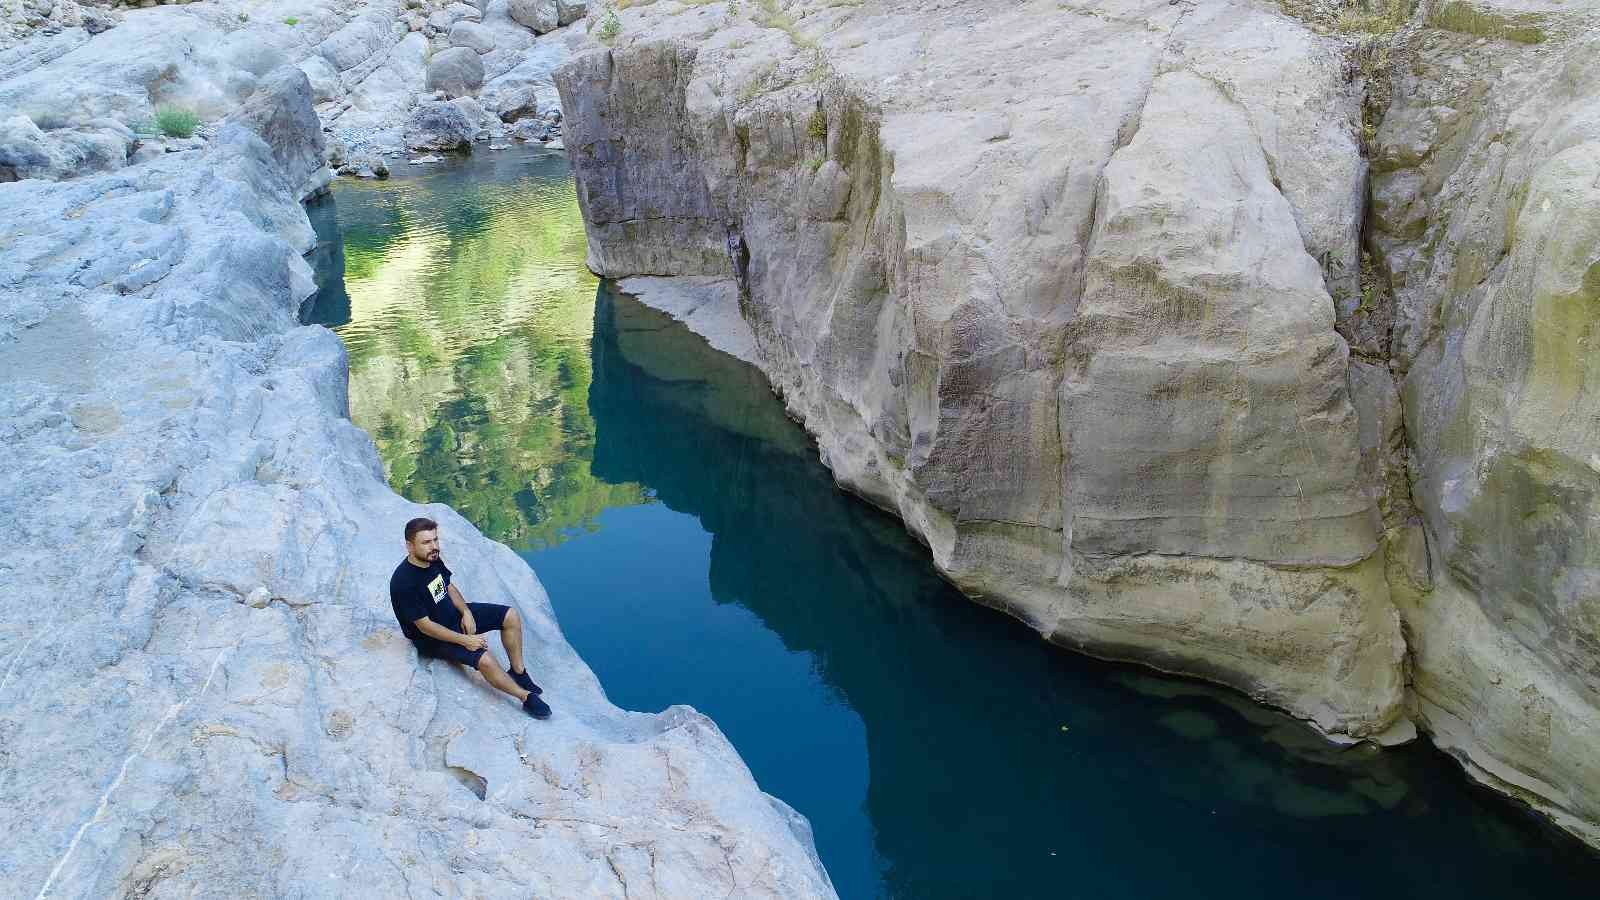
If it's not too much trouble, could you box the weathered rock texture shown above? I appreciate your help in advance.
[555,0,1600,847]
[0,0,584,174]
[558,0,1408,741]
[0,27,835,900]
[1366,0,1600,848]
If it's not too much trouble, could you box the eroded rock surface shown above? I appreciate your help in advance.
[557,0,1406,742]
[1366,0,1600,848]
[555,0,1600,847]
[0,33,835,900]
[0,0,582,176]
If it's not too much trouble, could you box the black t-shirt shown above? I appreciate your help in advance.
[390,558,451,640]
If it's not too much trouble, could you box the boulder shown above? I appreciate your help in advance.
[425,45,484,98]
[223,66,327,201]
[556,0,588,25]
[295,53,341,104]
[404,98,476,150]
[506,0,559,33]
[0,114,61,180]
[449,19,496,54]
[482,78,537,121]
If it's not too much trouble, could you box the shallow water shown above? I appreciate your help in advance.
[308,147,1600,899]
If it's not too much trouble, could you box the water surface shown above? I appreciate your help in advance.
[309,147,1600,899]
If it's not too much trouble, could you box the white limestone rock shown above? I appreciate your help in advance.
[556,0,1600,849]
[556,0,1405,743]
[0,36,836,899]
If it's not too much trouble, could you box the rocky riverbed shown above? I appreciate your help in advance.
[553,0,1600,850]
[0,3,836,897]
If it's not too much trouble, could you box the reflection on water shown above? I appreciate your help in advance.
[314,150,1600,900]
[304,149,646,549]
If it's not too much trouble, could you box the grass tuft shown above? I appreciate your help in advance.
[598,9,623,42]
[153,105,200,139]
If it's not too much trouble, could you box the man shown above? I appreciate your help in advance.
[389,516,551,719]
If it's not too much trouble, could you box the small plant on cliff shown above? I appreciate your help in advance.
[807,108,827,141]
[597,9,623,42]
[153,105,200,139]
[1334,0,1408,34]
[284,16,299,26]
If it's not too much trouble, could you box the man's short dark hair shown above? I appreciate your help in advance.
[404,517,438,542]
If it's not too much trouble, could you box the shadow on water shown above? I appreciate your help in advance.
[310,153,1600,900]
[302,191,350,327]
[532,284,1600,899]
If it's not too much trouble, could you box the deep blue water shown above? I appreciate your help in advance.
[311,148,1600,899]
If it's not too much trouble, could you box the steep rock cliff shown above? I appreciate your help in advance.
[555,0,1600,847]
[557,0,1407,742]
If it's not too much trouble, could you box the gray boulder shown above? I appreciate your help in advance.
[0,114,61,180]
[425,45,484,98]
[404,98,476,150]
[482,78,537,121]
[556,0,588,25]
[295,53,341,104]
[223,66,328,201]
[506,0,559,33]
[450,19,496,54]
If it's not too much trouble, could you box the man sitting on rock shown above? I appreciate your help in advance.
[389,516,552,719]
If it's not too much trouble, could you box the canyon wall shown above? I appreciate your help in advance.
[0,11,836,896]
[555,0,1600,846]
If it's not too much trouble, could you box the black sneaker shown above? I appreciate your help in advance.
[522,694,552,719]
[509,668,543,695]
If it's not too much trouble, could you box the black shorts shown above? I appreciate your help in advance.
[411,602,510,668]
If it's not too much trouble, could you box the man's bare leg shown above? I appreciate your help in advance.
[476,653,529,703]
[503,608,528,675]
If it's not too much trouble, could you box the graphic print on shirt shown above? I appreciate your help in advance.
[427,574,446,604]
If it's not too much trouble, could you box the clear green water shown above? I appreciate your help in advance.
[306,148,1600,899]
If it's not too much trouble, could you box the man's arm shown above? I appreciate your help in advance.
[447,582,477,635]
[413,615,486,649]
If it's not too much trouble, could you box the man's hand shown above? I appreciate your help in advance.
[461,609,477,636]
[458,632,487,651]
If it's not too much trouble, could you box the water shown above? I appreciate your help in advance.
[308,147,1600,899]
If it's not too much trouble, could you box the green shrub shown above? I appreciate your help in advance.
[284,16,299,26]
[1428,1,1545,43]
[597,10,622,42]
[807,108,826,140]
[153,105,200,139]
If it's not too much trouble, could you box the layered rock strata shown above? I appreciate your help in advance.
[0,57,835,900]
[555,0,1600,847]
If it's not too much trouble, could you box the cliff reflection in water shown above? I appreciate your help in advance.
[533,284,1600,900]
[304,150,646,549]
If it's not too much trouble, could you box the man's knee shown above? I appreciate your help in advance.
[476,653,500,674]
[504,607,520,629]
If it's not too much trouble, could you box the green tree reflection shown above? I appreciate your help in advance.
[329,154,648,549]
